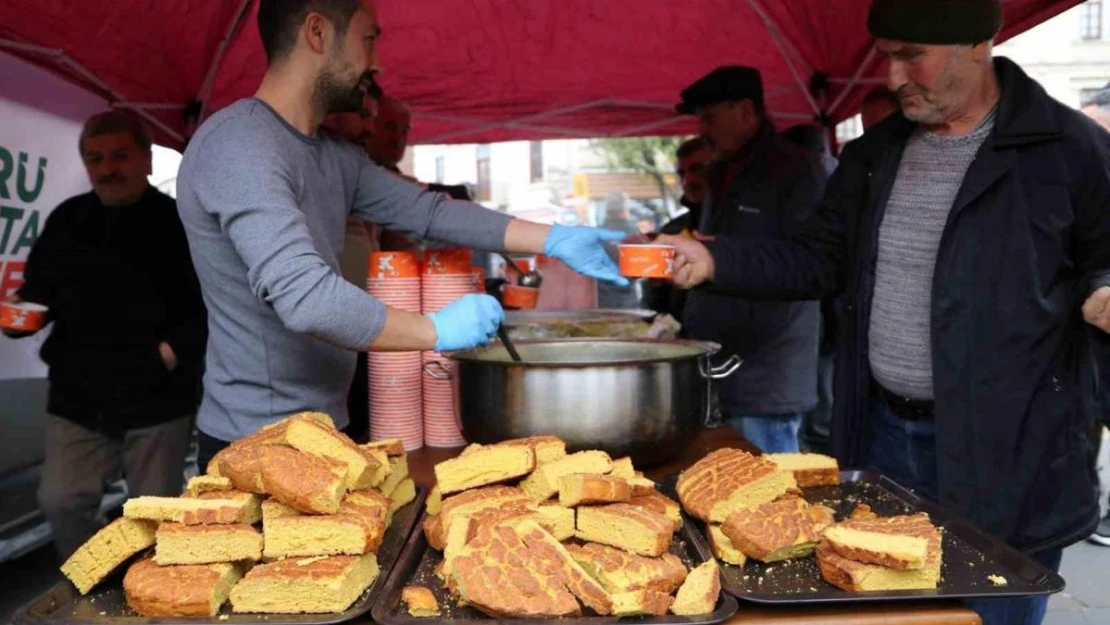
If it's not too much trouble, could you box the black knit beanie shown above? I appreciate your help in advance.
[868,0,1003,44]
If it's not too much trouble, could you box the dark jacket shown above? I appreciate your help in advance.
[704,58,1109,552]
[685,125,825,415]
[18,187,206,436]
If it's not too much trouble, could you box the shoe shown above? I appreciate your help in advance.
[1090,511,1110,546]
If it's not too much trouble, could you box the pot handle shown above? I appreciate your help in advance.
[422,361,453,380]
[699,354,742,379]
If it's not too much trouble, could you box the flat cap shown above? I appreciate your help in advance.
[676,66,764,115]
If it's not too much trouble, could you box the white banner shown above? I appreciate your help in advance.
[0,52,105,380]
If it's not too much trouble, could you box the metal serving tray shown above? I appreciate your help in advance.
[12,488,427,625]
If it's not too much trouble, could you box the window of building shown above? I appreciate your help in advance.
[1079,0,1102,40]
[434,155,445,183]
[529,141,544,183]
[475,144,491,202]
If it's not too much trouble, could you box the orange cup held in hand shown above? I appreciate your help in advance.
[618,244,676,279]
[369,251,420,279]
[0,301,48,331]
[502,284,539,309]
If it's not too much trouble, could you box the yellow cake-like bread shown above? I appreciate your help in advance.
[262,415,382,490]
[764,453,841,487]
[263,490,390,558]
[610,589,673,617]
[423,486,535,550]
[261,499,301,523]
[558,474,631,507]
[722,497,826,562]
[402,585,440,617]
[671,559,720,615]
[426,486,442,515]
[211,442,270,492]
[184,475,233,497]
[258,446,347,514]
[575,503,674,557]
[566,542,687,593]
[123,559,242,617]
[495,435,567,464]
[823,526,928,570]
[361,438,406,456]
[261,411,336,430]
[378,454,409,497]
[537,504,576,541]
[627,477,658,497]
[434,445,536,494]
[520,450,613,501]
[61,517,157,595]
[185,489,263,524]
[816,514,942,591]
[676,448,796,523]
[707,524,747,566]
[512,520,613,615]
[123,496,255,525]
[154,523,262,565]
[629,490,683,531]
[610,457,636,480]
[230,554,380,613]
[390,478,417,514]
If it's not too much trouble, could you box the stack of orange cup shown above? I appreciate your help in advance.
[366,251,423,451]
[420,248,473,448]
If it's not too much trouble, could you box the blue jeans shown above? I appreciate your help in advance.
[726,412,802,453]
[866,396,1062,625]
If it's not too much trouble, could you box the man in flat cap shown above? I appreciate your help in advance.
[660,2,1110,623]
[674,66,825,453]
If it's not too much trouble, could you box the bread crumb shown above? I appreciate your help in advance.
[988,574,1008,586]
[219,616,229,621]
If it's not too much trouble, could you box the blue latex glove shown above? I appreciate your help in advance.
[427,294,505,352]
[543,224,631,286]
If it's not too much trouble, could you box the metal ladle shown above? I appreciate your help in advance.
[497,324,523,362]
[499,253,543,288]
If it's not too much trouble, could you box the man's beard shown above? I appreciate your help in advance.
[316,66,370,115]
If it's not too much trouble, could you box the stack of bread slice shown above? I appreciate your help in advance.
[419,437,721,619]
[59,413,418,617]
[816,505,943,591]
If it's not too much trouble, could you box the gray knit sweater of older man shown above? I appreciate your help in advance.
[176,99,512,441]
[869,109,996,400]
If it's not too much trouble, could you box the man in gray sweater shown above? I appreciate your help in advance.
[177,0,628,466]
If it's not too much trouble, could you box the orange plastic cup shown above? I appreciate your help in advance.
[369,251,420,279]
[471,267,487,293]
[0,301,48,331]
[502,284,539,309]
[618,244,675,278]
[424,248,473,275]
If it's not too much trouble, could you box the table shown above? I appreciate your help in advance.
[403,428,981,625]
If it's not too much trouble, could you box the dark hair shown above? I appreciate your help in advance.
[79,110,151,154]
[257,0,361,63]
[862,86,899,109]
[782,124,828,154]
[675,136,709,160]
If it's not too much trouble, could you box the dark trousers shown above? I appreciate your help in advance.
[865,395,1062,625]
[346,351,369,444]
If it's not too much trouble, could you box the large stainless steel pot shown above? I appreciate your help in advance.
[429,339,740,466]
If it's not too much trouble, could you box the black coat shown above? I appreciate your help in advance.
[704,57,1110,552]
[18,187,206,436]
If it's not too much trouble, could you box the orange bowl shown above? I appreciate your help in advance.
[502,284,539,309]
[0,301,48,332]
[618,244,675,278]
[369,251,420,279]
[424,248,473,275]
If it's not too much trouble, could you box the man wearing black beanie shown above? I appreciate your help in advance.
[659,2,1110,625]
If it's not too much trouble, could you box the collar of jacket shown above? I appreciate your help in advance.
[707,122,778,187]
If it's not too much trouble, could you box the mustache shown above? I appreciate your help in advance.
[97,175,125,185]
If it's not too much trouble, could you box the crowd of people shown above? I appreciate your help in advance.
[3,1,1109,625]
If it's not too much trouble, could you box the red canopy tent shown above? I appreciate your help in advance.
[0,0,1082,149]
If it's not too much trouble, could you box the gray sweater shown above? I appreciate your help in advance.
[176,99,511,441]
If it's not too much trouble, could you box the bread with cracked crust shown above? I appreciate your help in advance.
[816,513,942,591]
[575,503,674,557]
[721,496,831,562]
[565,542,687,594]
[676,448,796,523]
[123,559,242,617]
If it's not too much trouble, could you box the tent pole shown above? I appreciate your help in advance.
[609,117,690,138]
[112,102,187,111]
[746,0,822,117]
[827,45,879,117]
[197,0,254,122]
[414,100,612,143]
[0,39,62,56]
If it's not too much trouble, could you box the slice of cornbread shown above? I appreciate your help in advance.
[816,513,942,591]
[520,450,613,501]
[123,496,254,525]
[264,490,390,559]
[211,443,267,492]
[377,454,409,497]
[184,475,233,497]
[230,553,379,613]
[61,517,156,595]
[823,525,929,571]
[575,503,674,557]
[361,438,406,456]
[512,519,613,615]
[558,474,631,507]
[610,589,673,617]
[123,559,242,617]
[262,415,383,490]
[627,477,658,496]
[566,542,687,593]
[537,504,576,541]
[707,524,747,566]
[764,453,841,487]
[260,411,336,430]
[629,490,683,531]
[433,445,536,494]
[154,523,262,565]
[671,559,720,615]
[259,446,347,514]
[426,486,442,515]
[186,489,263,524]
[423,486,535,550]
[402,585,440,617]
[722,497,825,563]
[610,457,636,480]
[261,499,301,523]
[495,436,567,464]
[676,448,796,523]
[390,478,417,515]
